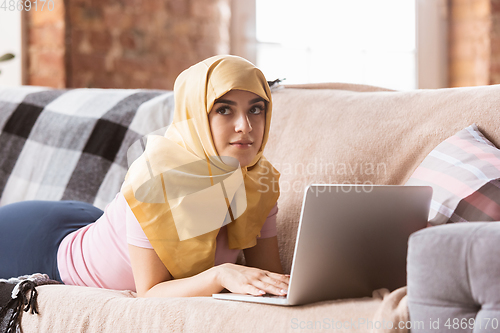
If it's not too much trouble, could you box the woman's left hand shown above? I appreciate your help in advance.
[215,263,290,296]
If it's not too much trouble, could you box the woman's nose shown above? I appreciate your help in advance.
[234,113,252,133]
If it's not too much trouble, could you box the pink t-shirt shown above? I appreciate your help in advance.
[57,192,278,291]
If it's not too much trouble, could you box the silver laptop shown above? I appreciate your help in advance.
[212,184,432,306]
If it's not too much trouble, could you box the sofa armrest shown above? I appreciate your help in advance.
[407,222,500,333]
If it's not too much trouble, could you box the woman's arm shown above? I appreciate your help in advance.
[129,244,289,298]
[243,236,284,274]
[128,244,221,297]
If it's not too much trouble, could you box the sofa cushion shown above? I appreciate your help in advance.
[407,222,500,332]
[19,284,401,333]
[0,87,174,210]
[404,124,500,225]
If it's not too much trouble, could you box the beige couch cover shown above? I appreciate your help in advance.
[20,82,500,332]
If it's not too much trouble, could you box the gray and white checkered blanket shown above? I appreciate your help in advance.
[0,86,174,210]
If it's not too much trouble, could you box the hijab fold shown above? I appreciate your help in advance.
[121,55,280,279]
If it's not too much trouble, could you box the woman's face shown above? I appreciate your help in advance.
[208,89,267,167]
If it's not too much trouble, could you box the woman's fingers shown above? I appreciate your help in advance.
[265,271,290,284]
[254,271,289,295]
[261,271,290,287]
[248,285,266,296]
[217,264,291,296]
[254,279,287,295]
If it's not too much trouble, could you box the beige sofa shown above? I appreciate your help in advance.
[10,82,500,332]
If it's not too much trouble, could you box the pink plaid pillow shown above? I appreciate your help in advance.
[405,124,500,225]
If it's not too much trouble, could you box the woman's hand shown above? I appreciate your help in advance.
[216,263,290,296]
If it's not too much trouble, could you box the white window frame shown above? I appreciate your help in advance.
[230,0,257,65]
[0,10,23,86]
[231,0,448,89]
[416,0,448,88]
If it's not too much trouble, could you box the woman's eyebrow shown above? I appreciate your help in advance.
[214,99,236,105]
[214,97,266,105]
[249,97,266,104]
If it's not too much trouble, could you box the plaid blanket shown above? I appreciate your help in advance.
[0,86,174,210]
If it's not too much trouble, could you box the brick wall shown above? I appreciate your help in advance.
[491,0,500,84]
[26,0,231,89]
[26,0,66,88]
[448,0,500,86]
[25,0,500,89]
[68,0,230,89]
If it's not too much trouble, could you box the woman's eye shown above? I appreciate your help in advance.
[216,106,231,115]
[249,105,265,115]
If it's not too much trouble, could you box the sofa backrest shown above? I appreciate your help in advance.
[268,83,500,272]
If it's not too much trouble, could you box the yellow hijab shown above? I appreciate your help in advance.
[121,55,280,279]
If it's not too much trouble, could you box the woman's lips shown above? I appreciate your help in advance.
[230,143,252,149]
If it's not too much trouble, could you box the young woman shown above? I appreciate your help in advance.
[0,55,289,297]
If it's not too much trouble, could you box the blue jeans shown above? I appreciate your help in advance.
[0,200,103,282]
